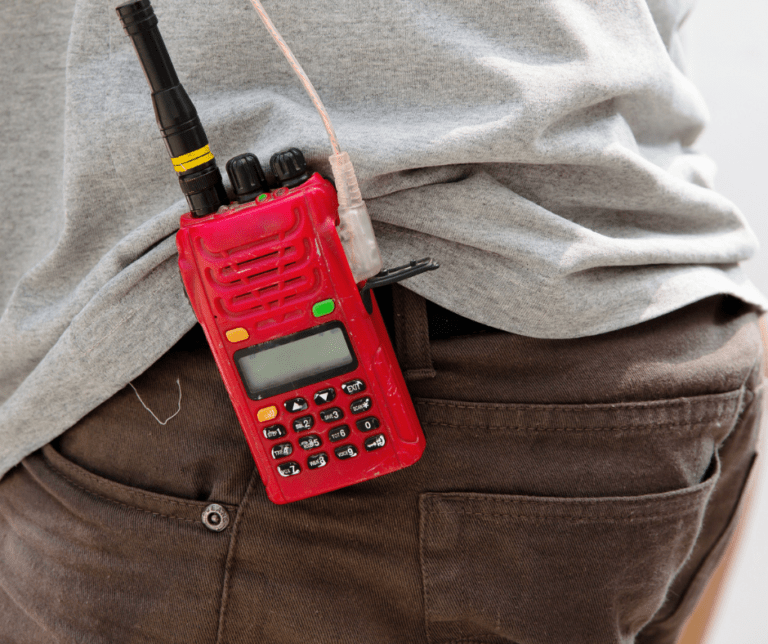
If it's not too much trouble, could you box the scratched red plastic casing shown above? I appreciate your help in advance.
[176,173,425,504]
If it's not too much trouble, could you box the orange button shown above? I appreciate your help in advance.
[257,406,278,423]
[226,327,249,343]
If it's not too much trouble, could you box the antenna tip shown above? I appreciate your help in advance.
[116,0,156,34]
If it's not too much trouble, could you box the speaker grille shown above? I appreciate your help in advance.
[195,204,324,327]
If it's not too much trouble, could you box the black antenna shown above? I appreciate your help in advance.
[117,0,228,217]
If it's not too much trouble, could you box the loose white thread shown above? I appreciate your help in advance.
[128,378,182,426]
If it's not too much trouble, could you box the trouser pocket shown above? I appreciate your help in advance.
[420,456,720,644]
[0,445,236,644]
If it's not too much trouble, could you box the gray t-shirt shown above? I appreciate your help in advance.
[0,0,765,479]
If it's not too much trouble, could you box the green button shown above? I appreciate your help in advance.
[312,299,335,317]
[257,193,268,203]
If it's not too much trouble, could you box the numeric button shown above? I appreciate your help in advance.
[292,415,315,432]
[307,453,329,469]
[263,424,287,440]
[334,444,358,460]
[355,416,380,433]
[319,407,344,423]
[277,462,301,477]
[298,434,322,450]
[341,379,366,395]
[328,425,351,442]
[271,442,293,459]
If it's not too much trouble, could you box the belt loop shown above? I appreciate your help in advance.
[392,285,436,382]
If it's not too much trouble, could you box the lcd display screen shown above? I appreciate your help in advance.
[235,322,358,400]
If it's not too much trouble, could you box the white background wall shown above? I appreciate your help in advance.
[683,1,767,642]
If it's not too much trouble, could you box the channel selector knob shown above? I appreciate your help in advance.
[270,148,310,188]
[226,153,267,203]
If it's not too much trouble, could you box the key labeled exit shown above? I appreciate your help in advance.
[341,379,366,395]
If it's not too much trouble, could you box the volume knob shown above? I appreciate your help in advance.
[225,153,267,204]
[270,148,311,188]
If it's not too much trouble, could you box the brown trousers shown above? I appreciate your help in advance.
[0,292,763,644]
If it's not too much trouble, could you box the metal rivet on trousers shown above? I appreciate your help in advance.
[201,503,230,532]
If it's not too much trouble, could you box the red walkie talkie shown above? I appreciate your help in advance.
[118,0,436,503]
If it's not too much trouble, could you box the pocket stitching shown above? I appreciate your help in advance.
[421,460,719,520]
[415,392,741,412]
[40,455,203,524]
[42,444,210,510]
[424,511,703,523]
[422,420,718,433]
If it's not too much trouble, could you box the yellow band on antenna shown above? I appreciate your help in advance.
[171,145,214,172]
